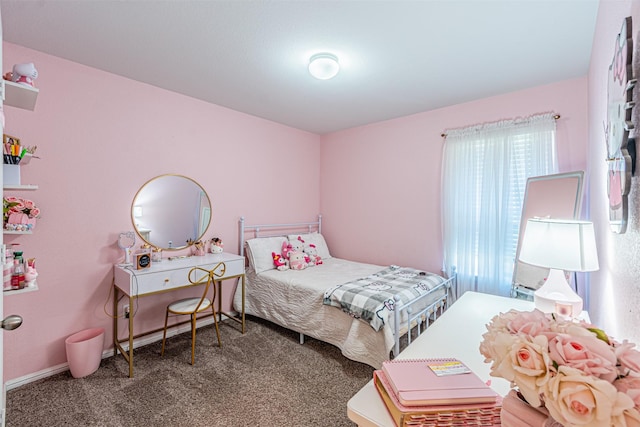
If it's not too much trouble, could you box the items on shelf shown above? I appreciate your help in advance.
[3,62,38,88]
[3,195,40,231]
[3,134,38,165]
[3,243,37,291]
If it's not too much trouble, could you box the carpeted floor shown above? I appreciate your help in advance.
[6,316,376,427]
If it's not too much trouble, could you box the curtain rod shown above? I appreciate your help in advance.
[440,114,561,138]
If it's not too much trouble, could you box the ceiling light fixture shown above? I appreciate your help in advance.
[308,53,340,80]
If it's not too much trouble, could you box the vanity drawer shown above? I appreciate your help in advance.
[114,253,245,296]
[133,267,194,294]
[214,257,243,278]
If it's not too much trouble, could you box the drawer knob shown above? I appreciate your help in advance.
[164,278,170,283]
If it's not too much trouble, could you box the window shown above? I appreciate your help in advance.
[442,113,557,297]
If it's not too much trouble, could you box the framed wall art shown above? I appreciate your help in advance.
[605,16,636,234]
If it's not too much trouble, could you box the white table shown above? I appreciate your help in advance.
[347,291,536,427]
[113,252,245,377]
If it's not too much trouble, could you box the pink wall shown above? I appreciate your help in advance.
[2,43,321,381]
[587,0,640,345]
[4,7,619,383]
[320,78,588,274]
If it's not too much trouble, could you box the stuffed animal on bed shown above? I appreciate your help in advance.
[281,241,294,260]
[272,252,289,271]
[282,237,306,266]
[304,243,323,266]
[291,236,305,252]
[288,251,308,270]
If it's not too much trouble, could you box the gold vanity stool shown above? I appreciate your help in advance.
[160,263,225,365]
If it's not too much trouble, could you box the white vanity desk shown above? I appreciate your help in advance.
[113,252,245,378]
[347,292,534,427]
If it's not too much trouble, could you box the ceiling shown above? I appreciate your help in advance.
[0,0,599,135]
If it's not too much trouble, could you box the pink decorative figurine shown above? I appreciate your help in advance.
[211,237,223,254]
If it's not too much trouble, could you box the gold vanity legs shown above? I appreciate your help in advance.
[216,275,245,333]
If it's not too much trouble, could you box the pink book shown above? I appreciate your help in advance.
[374,370,502,427]
[381,358,499,407]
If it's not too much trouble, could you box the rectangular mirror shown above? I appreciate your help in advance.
[512,171,584,299]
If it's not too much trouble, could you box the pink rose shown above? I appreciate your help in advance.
[552,319,600,338]
[507,309,551,336]
[485,310,519,333]
[10,201,25,212]
[28,207,40,218]
[614,408,640,427]
[547,332,618,382]
[616,340,640,375]
[494,334,551,407]
[615,376,640,407]
[543,365,635,427]
[22,199,34,210]
[480,320,520,373]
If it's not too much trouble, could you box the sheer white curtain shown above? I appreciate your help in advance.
[442,113,558,297]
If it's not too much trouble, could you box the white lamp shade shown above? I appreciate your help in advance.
[519,218,599,272]
[308,53,340,80]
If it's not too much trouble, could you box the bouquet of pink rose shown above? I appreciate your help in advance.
[3,196,40,221]
[479,309,640,427]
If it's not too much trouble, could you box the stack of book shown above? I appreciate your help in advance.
[373,358,502,427]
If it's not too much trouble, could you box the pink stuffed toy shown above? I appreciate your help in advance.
[283,237,308,269]
[281,241,294,260]
[11,63,38,87]
[304,243,323,266]
[210,237,224,254]
[291,236,304,252]
[272,252,289,271]
[24,266,38,287]
[289,251,307,270]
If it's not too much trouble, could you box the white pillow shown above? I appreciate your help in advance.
[245,236,287,274]
[287,233,332,260]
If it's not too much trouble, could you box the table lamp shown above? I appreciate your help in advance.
[518,218,599,317]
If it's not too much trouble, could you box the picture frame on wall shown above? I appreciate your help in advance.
[605,16,635,234]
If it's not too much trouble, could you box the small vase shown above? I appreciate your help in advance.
[7,213,36,229]
[8,212,28,224]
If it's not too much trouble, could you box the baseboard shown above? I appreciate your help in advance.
[5,315,225,391]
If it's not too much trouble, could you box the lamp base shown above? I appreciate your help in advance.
[533,268,582,317]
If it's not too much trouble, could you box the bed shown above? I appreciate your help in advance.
[232,216,456,369]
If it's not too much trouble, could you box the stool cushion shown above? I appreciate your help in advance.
[168,297,212,314]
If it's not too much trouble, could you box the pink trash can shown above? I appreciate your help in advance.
[65,327,105,378]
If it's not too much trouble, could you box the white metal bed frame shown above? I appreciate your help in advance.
[238,215,456,358]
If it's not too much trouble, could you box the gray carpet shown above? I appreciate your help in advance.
[6,316,376,427]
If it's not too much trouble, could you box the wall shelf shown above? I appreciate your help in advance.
[3,230,33,235]
[3,80,39,111]
[3,184,38,191]
[3,284,38,296]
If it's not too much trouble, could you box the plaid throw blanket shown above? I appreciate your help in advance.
[323,265,446,331]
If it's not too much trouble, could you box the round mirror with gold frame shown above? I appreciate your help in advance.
[131,174,211,250]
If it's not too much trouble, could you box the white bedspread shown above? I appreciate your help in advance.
[232,258,445,369]
[233,258,392,368]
